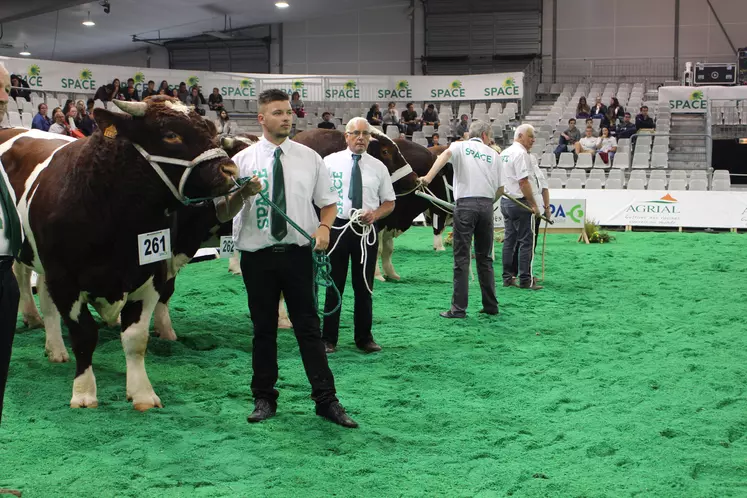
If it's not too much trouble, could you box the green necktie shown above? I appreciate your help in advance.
[0,175,21,257]
[271,147,287,241]
[348,154,363,210]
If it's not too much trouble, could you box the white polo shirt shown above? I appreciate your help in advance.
[447,138,502,200]
[231,137,338,252]
[324,149,396,220]
[0,166,19,257]
[529,155,549,210]
[499,141,531,198]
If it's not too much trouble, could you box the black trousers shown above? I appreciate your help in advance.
[510,216,542,278]
[240,246,337,406]
[0,257,19,425]
[451,198,498,314]
[501,197,535,285]
[322,218,377,346]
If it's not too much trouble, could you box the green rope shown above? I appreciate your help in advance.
[234,176,341,317]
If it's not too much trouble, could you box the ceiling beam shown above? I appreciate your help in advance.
[0,0,92,24]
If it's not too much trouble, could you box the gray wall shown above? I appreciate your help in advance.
[542,0,747,82]
[87,47,170,69]
[279,2,424,75]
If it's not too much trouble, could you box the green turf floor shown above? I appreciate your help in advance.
[1,228,746,497]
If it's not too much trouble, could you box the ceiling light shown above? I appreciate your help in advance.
[19,44,31,56]
[82,11,95,26]
[275,1,290,8]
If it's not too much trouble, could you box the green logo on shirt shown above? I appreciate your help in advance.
[465,147,493,163]
[253,169,270,229]
[331,171,344,215]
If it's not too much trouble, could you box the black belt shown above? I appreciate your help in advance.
[252,244,308,254]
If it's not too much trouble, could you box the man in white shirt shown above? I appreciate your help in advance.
[500,124,543,290]
[419,120,503,318]
[510,154,550,278]
[574,126,598,155]
[214,89,358,428]
[0,62,23,424]
[322,117,395,353]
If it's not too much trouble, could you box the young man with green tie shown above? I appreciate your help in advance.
[214,89,358,428]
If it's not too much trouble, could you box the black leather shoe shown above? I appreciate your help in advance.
[519,278,544,290]
[316,401,358,428]
[479,308,499,315]
[247,399,276,423]
[440,310,466,319]
[324,342,337,354]
[357,341,382,353]
[503,277,517,287]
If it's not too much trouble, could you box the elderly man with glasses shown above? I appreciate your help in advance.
[321,117,396,354]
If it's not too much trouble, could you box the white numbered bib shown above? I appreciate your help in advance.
[219,236,235,258]
[138,229,171,265]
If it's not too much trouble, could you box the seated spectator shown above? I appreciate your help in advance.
[10,74,30,102]
[366,104,382,126]
[208,88,224,112]
[607,97,624,125]
[158,80,170,94]
[590,97,608,128]
[574,126,597,155]
[86,99,95,117]
[171,88,180,99]
[186,87,205,115]
[177,82,189,103]
[554,118,581,159]
[401,102,421,135]
[596,126,617,165]
[215,109,238,138]
[421,104,439,128]
[428,133,441,148]
[62,99,75,116]
[65,107,85,138]
[75,100,95,136]
[48,110,71,136]
[31,103,52,132]
[111,79,124,100]
[383,105,404,133]
[318,112,336,130]
[141,80,158,100]
[576,96,590,119]
[123,78,140,101]
[291,91,305,117]
[616,112,637,139]
[635,106,655,130]
[585,118,599,137]
[455,114,470,139]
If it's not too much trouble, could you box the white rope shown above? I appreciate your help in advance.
[326,209,378,295]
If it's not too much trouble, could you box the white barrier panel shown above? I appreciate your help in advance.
[1,56,523,102]
[658,86,747,113]
[559,190,747,229]
[494,199,585,228]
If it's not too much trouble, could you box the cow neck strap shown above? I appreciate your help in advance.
[131,143,229,205]
[390,164,413,183]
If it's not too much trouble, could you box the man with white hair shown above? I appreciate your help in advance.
[322,117,396,353]
[419,120,503,318]
[0,62,23,424]
[500,124,543,290]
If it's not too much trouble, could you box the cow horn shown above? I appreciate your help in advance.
[112,100,148,117]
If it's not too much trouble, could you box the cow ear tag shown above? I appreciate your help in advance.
[104,125,118,139]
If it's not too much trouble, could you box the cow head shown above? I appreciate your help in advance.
[367,129,418,194]
[93,96,238,204]
[0,64,10,118]
[220,134,259,157]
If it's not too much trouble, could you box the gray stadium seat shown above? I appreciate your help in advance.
[612,152,629,169]
[711,179,731,191]
[547,177,563,189]
[558,153,575,169]
[647,178,667,190]
[605,178,623,189]
[566,178,583,189]
[632,154,650,169]
[668,179,687,190]
[576,154,594,169]
[689,179,707,191]
[585,178,603,189]
[627,178,646,190]
[650,153,668,169]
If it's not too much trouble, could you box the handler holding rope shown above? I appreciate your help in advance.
[214,89,357,428]
[500,124,544,290]
[419,120,503,319]
[322,117,395,354]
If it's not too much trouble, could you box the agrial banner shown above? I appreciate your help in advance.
[2,56,524,103]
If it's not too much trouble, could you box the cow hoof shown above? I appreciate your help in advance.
[155,327,178,341]
[70,394,98,409]
[278,318,292,329]
[385,273,401,281]
[23,314,44,329]
[46,347,70,363]
[433,246,446,252]
[374,272,386,282]
[131,392,163,412]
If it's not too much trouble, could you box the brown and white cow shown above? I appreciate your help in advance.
[1,96,238,410]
